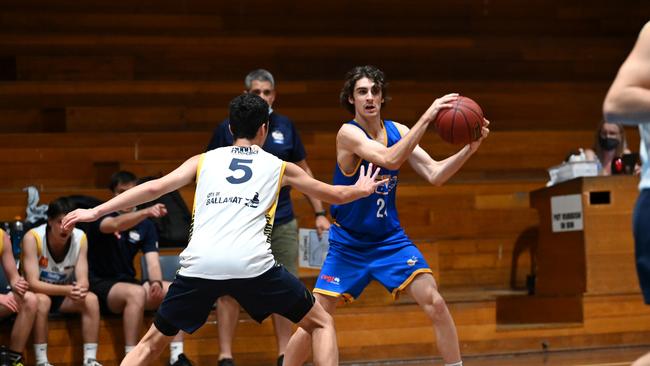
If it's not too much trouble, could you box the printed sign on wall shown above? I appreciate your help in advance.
[551,194,584,232]
[299,229,329,268]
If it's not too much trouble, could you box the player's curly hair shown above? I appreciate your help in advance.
[229,93,269,139]
[340,65,390,115]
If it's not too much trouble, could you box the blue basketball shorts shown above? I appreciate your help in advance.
[314,235,432,301]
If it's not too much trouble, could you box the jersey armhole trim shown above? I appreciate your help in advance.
[340,120,388,177]
[32,229,43,257]
[339,158,362,177]
[266,161,287,220]
[79,232,88,249]
[195,153,206,184]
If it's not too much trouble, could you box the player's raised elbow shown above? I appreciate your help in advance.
[371,151,401,171]
[425,165,446,187]
[427,176,445,187]
[603,97,624,123]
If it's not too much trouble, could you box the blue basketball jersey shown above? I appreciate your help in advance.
[329,120,405,246]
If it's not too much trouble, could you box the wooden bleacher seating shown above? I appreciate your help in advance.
[1,0,650,364]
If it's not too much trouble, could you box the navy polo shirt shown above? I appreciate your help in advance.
[87,212,159,281]
[206,112,307,225]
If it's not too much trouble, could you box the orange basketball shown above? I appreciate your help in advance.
[433,96,484,144]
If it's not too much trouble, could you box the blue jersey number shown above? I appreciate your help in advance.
[226,158,253,184]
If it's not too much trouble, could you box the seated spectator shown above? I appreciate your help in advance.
[0,228,37,366]
[584,121,633,175]
[85,171,192,366]
[21,197,102,366]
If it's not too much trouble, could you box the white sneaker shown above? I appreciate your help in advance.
[83,359,103,366]
[36,363,54,366]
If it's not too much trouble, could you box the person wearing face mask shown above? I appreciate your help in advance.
[584,121,632,175]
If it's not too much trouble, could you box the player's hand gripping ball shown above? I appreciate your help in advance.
[434,96,484,145]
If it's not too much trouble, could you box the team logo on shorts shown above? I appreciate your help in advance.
[128,230,141,243]
[320,274,341,286]
[406,256,418,267]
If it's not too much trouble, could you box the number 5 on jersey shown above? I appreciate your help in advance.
[227,158,253,184]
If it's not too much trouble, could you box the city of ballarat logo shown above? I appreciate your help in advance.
[205,191,260,208]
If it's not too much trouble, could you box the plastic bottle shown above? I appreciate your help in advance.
[11,216,23,258]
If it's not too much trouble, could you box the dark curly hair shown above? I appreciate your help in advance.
[229,93,269,139]
[339,65,389,115]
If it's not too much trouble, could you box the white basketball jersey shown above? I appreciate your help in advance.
[178,145,286,280]
[29,224,85,284]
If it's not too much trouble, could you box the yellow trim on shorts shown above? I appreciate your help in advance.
[313,288,356,303]
[391,268,433,300]
[340,120,388,177]
[0,229,4,256]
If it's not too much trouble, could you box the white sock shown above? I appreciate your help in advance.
[34,343,48,365]
[83,343,98,362]
[125,345,135,355]
[445,362,463,366]
[170,342,183,364]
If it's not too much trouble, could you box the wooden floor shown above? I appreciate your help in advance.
[49,346,650,366]
[328,348,648,366]
[340,347,649,366]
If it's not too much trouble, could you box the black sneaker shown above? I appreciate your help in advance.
[277,354,284,366]
[170,353,193,366]
[217,358,234,366]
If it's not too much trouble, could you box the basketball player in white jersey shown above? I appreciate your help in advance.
[0,228,37,366]
[62,93,386,366]
[22,198,102,366]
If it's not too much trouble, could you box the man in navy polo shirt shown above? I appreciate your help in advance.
[86,171,193,366]
[207,69,330,366]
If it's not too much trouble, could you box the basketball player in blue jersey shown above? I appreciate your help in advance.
[61,93,387,366]
[287,65,490,366]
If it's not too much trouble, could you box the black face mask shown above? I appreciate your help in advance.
[599,136,620,151]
